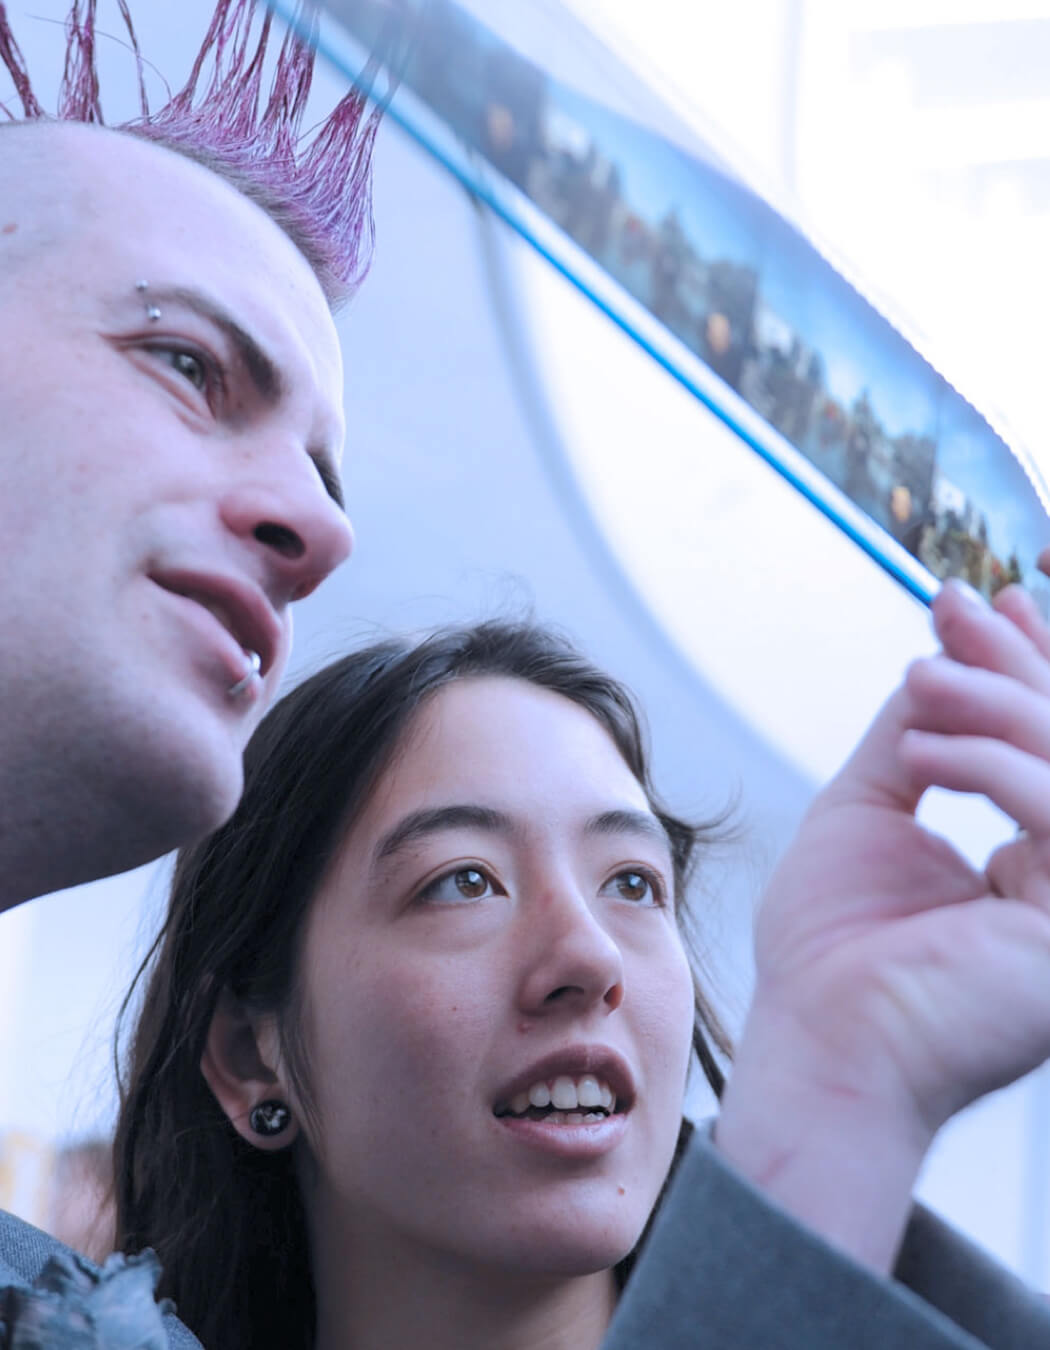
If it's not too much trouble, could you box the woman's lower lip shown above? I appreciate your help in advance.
[494,1112,628,1158]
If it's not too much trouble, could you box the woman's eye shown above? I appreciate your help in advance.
[420,867,496,905]
[603,869,663,906]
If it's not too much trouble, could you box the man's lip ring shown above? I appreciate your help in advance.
[227,650,261,698]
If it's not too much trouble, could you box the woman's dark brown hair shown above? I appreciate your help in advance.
[113,620,732,1349]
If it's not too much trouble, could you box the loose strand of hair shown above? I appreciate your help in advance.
[0,3,43,117]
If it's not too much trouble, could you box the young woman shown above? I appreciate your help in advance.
[115,591,1050,1350]
[114,621,732,1349]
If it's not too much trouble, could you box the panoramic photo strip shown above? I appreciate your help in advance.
[320,0,1050,609]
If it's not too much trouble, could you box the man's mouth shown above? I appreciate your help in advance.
[150,571,279,679]
[194,597,250,657]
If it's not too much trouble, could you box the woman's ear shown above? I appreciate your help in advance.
[201,987,300,1152]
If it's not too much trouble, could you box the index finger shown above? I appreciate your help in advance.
[993,583,1050,664]
[931,580,1050,699]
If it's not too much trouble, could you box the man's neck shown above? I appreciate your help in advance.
[0,756,154,914]
[0,707,191,913]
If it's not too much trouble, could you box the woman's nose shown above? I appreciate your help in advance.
[516,886,626,1019]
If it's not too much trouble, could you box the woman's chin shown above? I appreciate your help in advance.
[478,1213,645,1280]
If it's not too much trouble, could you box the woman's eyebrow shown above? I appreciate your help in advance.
[372,805,672,869]
[584,809,673,854]
[374,804,513,864]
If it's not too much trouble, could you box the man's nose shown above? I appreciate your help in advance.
[221,470,354,603]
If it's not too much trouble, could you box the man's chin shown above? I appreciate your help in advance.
[109,711,247,860]
[172,753,245,844]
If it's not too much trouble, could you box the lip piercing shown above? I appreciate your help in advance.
[228,650,262,698]
[135,279,161,322]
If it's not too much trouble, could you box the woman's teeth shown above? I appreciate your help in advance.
[505,1074,617,1120]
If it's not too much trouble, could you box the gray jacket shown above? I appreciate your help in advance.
[3,1126,1047,1347]
[607,1127,1050,1348]
[0,1209,200,1349]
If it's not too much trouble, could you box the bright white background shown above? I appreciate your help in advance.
[1,0,1049,1288]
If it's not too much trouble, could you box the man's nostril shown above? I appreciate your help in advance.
[254,521,305,560]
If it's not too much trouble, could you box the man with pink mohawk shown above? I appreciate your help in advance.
[0,2,377,1338]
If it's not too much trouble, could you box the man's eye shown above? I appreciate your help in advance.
[420,866,497,904]
[602,869,664,906]
[165,349,208,392]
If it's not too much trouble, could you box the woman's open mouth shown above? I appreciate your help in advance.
[494,1073,622,1126]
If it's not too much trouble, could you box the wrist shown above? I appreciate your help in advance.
[714,997,936,1275]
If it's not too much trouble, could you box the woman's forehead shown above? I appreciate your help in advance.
[352,677,652,844]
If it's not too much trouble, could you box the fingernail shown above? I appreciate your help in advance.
[942,577,988,609]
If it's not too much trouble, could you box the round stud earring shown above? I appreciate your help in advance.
[249,1100,291,1138]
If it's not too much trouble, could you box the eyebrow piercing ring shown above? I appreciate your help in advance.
[228,650,262,699]
[134,279,161,322]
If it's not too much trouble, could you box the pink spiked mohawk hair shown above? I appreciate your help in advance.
[0,0,382,306]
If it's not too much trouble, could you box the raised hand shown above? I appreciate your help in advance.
[714,580,1050,1273]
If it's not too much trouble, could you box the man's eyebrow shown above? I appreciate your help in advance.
[374,804,514,864]
[149,285,283,399]
[584,809,673,854]
[142,285,345,512]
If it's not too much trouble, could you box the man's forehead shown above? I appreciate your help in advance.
[0,120,141,218]
[0,122,88,274]
[0,122,323,299]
